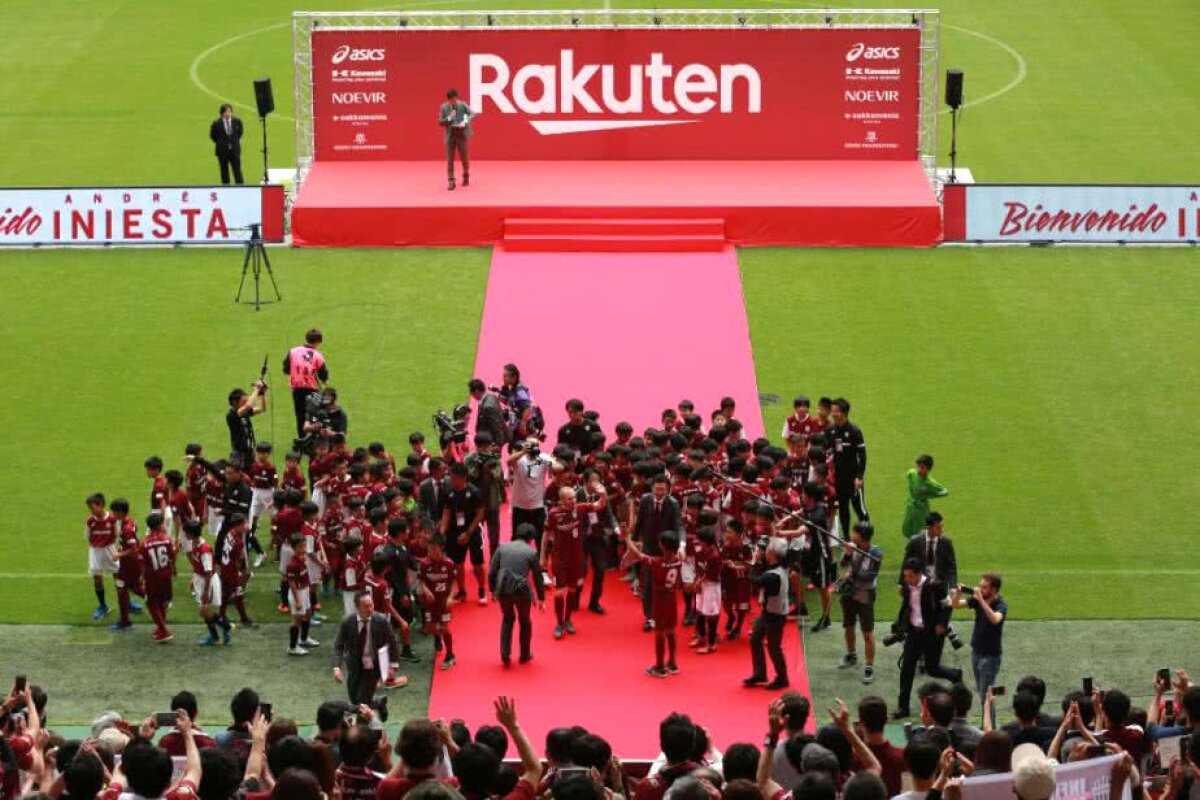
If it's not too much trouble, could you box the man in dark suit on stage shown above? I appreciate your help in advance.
[209,103,244,185]
[438,88,474,191]
[893,558,962,719]
[630,474,682,631]
[332,592,402,708]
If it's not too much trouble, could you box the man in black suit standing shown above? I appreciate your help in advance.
[417,459,449,524]
[209,103,244,185]
[899,511,963,651]
[629,474,682,631]
[894,558,962,719]
[332,592,402,708]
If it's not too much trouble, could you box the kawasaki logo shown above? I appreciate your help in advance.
[331,45,386,65]
[469,50,762,135]
[845,43,901,62]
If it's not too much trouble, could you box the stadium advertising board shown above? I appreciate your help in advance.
[961,753,1131,800]
[943,184,1200,243]
[0,185,286,246]
[311,27,921,161]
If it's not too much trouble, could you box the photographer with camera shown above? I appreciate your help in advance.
[464,432,506,556]
[507,438,561,554]
[295,387,347,458]
[226,382,266,470]
[838,521,883,686]
[468,379,506,450]
[497,363,543,443]
[893,558,962,719]
[283,328,329,437]
[950,573,1007,724]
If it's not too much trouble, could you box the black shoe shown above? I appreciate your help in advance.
[646,666,668,679]
[683,610,696,627]
[797,603,809,618]
[372,696,389,723]
[519,653,533,665]
[766,678,790,690]
[588,604,606,615]
[463,175,470,187]
[642,619,654,632]
[448,181,456,191]
[950,637,965,651]
[665,662,680,675]
[502,656,511,667]
[890,709,911,720]
[400,647,420,663]
[742,675,768,687]
[811,616,831,634]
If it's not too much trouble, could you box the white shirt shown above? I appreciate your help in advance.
[510,454,554,510]
[891,791,929,800]
[907,575,927,629]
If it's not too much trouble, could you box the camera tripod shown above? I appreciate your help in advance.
[235,223,280,311]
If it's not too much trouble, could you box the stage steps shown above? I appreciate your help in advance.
[501,217,726,252]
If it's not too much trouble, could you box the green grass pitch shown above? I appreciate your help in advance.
[0,0,1197,726]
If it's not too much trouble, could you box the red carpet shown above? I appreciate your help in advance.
[290,160,942,247]
[425,246,808,759]
[425,558,809,760]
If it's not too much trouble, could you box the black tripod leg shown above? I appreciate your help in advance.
[236,241,253,301]
[259,244,281,300]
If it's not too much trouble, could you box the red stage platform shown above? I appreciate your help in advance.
[290,160,942,248]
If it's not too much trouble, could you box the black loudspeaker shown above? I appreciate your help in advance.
[253,78,274,118]
[945,69,963,110]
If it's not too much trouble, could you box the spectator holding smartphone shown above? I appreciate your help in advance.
[1149,669,1197,741]
[951,573,1007,725]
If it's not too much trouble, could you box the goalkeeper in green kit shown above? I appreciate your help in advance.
[902,455,948,539]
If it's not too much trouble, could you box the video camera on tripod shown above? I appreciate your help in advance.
[292,390,335,456]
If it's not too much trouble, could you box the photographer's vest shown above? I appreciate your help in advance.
[288,346,324,390]
[760,565,790,616]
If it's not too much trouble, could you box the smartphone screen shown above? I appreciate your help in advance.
[1082,677,1093,695]
[260,703,273,721]
[154,711,178,728]
[13,676,26,693]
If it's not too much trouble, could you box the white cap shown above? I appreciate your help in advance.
[1012,743,1056,800]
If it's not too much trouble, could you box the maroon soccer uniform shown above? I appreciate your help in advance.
[249,461,277,490]
[321,509,345,577]
[418,555,456,623]
[720,544,753,610]
[218,526,248,589]
[544,504,597,588]
[785,413,825,441]
[86,513,117,548]
[286,555,310,594]
[365,571,393,616]
[115,517,143,592]
[204,475,225,517]
[281,465,306,493]
[149,475,167,512]
[273,505,303,551]
[642,555,682,629]
[140,531,176,601]
[168,488,194,524]
[695,543,723,583]
[338,552,365,593]
[186,462,207,518]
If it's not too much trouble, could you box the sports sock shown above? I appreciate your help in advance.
[300,619,311,641]
[218,615,231,632]
[706,616,718,647]
[278,581,288,607]
[289,625,299,649]
[205,621,219,638]
[95,585,107,607]
[667,632,677,664]
[118,589,131,624]
[554,595,565,625]
[235,599,252,624]
[434,634,443,651]
[654,635,665,669]
[443,631,454,658]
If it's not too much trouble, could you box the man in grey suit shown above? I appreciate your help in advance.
[488,524,546,666]
[629,474,682,631]
[439,89,474,190]
[332,592,402,709]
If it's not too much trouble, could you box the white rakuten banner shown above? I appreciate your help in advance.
[961,754,1130,800]
[0,186,280,246]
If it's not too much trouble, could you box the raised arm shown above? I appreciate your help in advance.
[496,697,543,787]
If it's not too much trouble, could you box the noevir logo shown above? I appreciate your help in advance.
[469,50,762,135]
[331,45,386,65]
[845,43,901,62]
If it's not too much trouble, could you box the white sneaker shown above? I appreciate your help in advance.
[253,554,265,568]
[300,638,320,648]
[288,646,310,656]
[477,595,488,607]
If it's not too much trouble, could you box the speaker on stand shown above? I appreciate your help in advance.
[253,78,274,185]
[945,69,964,184]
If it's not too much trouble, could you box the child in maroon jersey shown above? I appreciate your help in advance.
[216,513,255,628]
[679,493,704,628]
[85,492,117,621]
[339,535,365,618]
[248,442,278,563]
[691,526,724,654]
[286,534,318,655]
[320,492,346,597]
[164,470,194,543]
[184,519,229,646]
[720,520,753,639]
[185,443,207,520]
[139,512,175,642]
[281,450,306,495]
[418,535,458,670]
[109,498,145,631]
[621,529,683,678]
[204,458,228,534]
[144,455,168,519]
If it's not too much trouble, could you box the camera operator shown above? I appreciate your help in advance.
[468,379,506,450]
[951,573,1007,724]
[296,387,347,456]
[497,363,539,443]
[507,438,561,554]
[464,432,506,556]
[226,382,266,470]
[838,521,883,685]
[893,557,962,719]
[283,328,329,437]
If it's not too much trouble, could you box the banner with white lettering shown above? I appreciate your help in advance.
[957,185,1200,243]
[961,754,1130,800]
[0,186,285,246]
[311,27,921,160]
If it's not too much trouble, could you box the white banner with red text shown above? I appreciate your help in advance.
[943,184,1200,243]
[0,185,286,246]
[961,754,1130,800]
